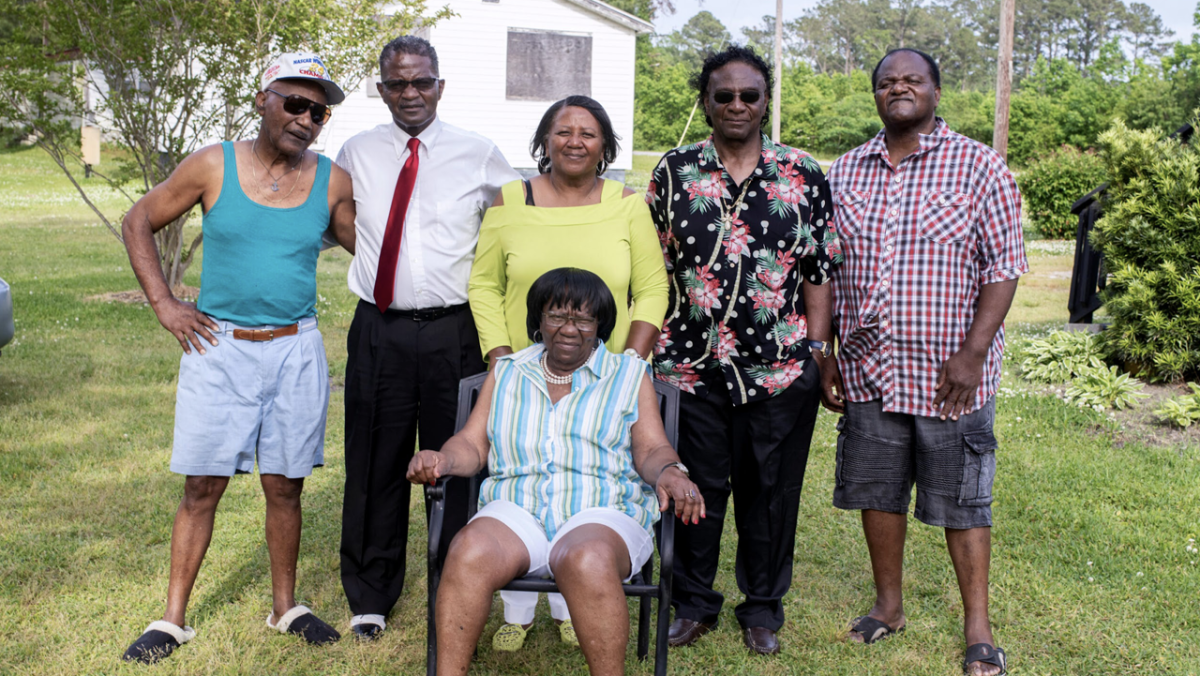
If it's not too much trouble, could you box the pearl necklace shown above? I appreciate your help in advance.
[541,346,596,386]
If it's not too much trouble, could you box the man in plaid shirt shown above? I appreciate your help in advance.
[826,49,1026,676]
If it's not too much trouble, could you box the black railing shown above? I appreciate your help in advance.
[1066,122,1194,324]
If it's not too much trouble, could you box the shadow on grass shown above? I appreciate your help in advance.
[0,349,95,407]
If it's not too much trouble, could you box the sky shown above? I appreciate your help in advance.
[651,0,1197,44]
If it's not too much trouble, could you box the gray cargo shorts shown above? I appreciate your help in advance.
[832,398,997,529]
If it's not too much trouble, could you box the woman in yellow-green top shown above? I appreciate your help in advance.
[470,95,669,366]
[466,95,669,653]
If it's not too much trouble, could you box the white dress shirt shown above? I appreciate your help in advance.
[338,117,520,310]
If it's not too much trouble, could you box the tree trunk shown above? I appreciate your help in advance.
[155,214,202,288]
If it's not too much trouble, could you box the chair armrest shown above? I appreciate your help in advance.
[659,499,675,582]
[426,478,448,568]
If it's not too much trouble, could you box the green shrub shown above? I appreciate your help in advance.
[1154,383,1200,429]
[1019,330,1106,383]
[1091,115,1200,382]
[1019,146,1108,239]
[1064,365,1149,411]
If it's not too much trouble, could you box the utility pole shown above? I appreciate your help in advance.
[992,0,1015,161]
[772,0,783,143]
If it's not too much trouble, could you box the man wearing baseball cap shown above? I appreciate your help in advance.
[120,52,355,664]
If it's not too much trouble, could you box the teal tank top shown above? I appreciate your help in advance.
[197,141,331,326]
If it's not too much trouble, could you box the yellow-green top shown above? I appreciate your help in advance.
[468,179,669,357]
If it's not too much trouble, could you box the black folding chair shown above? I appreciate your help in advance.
[425,371,680,676]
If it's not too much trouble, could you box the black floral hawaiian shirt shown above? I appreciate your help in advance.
[646,133,842,405]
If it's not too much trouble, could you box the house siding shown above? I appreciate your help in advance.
[319,0,640,172]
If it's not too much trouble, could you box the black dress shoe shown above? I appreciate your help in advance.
[743,626,780,655]
[351,622,384,641]
[667,618,717,647]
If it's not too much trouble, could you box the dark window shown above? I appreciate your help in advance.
[506,29,592,100]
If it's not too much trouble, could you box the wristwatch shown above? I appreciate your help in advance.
[659,461,690,479]
[623,348,645,361]
[807,340,833,359]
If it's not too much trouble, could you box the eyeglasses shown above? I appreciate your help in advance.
[544,312,598,332]
[265,89,331,125]
[380,77,442,93]
[713,90,763,105]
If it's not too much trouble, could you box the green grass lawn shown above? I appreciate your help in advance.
[1,145,1198,675]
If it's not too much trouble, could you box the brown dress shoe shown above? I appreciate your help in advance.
[667,618,716,647]
[743,626,780,655]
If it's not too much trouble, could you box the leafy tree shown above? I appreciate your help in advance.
[1164,4,1200,117]
[1122,1,1174,63]
[655,11,732,70]
[0,0,449,288]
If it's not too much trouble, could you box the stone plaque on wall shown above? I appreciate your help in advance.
[506,28,592,101]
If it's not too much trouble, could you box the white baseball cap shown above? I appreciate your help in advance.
[260,52,346,105]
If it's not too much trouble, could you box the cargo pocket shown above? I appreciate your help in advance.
[834,416,847,487]
[958,429,997,506]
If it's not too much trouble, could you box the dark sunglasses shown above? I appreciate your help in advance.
[713,90,763,105]
[265,89,331,125]
[380,77,442,93]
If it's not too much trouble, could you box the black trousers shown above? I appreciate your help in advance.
[340,300,484,617]
[670,363,821,631]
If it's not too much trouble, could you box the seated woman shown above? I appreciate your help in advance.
[407,268,704,676]
[468,93,669,652]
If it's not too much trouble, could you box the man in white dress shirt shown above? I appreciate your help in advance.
[336,35,520,639]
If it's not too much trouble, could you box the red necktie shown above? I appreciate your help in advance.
[373,137,421,312]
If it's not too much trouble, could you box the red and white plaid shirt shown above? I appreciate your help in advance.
[827,118,1027,417]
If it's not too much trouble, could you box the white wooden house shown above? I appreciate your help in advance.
[315,0,653,177]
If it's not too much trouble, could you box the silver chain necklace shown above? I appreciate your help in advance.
[541,346,596,386]
[252,137,301,192]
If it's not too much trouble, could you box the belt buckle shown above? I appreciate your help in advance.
[265,329,274,341]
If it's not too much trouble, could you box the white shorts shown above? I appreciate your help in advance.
[471,500,655,581]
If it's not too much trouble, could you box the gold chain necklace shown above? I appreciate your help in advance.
[718,169,754,231]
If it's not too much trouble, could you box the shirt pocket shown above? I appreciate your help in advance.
[832,189,870,240]
[920,191,972,245]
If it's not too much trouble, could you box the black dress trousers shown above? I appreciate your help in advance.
[670,362,821,631]
[340,299,485,617]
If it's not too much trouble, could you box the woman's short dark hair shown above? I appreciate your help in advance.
[690,45,774,129]
[530,96,621,175]
[526,268,617,343]
[871,48,941,89]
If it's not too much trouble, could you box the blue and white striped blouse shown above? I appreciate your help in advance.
[479,341,659,540]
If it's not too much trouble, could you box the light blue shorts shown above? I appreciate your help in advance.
[171,316,329,479]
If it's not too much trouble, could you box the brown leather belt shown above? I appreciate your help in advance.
[232,323,299,341]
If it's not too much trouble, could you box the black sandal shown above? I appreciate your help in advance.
[963,643,1007,676]
[848,615,905,644]
[122,620,196,664]
[267,605,341,645]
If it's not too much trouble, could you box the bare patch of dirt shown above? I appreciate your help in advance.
[87,285,198,304]
[1108,382,1200,448]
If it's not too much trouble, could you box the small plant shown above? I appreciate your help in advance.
[1064,365,1149,410]
[1154,383,1200,429]
[1092,116,1200,382]
[1020,330,1106,383]
[1019,146,1108,239]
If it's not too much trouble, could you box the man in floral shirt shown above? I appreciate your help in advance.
[646,45,841,656]
[827,49,1025,676]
